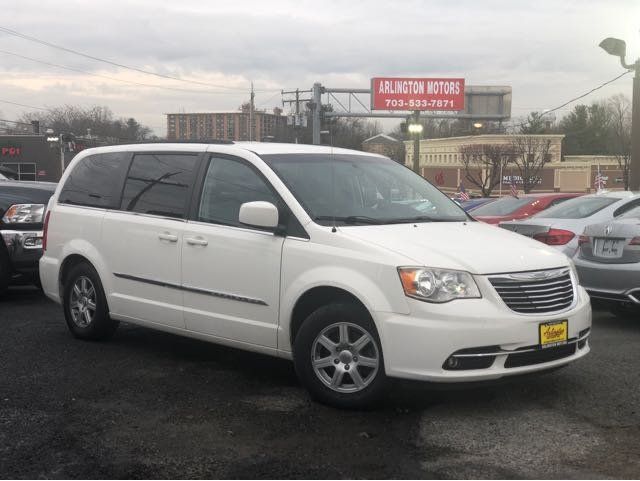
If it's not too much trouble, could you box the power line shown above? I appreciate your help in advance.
[0,25,279,93]
[0,49,251,95]
[511,70,633,130]
[0,98,52,112]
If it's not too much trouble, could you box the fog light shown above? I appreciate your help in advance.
[445,356,459,369]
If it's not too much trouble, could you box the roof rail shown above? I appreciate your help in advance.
[116,139,235,145]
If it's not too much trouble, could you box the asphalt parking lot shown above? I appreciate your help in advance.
[1,287,639,479]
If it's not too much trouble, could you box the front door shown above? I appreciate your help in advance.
[182,155,284,348]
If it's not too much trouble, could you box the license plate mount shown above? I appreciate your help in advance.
[594,238,624,258]
[539,320,568,348]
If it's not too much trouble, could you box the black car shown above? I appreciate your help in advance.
[0,179,56,295]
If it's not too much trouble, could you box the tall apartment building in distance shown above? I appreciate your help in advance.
[166,104,287,142]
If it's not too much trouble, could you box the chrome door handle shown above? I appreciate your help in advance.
[185,237,208,246]
[158,233,178,242]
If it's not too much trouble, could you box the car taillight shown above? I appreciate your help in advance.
[630,236,640,246]
[42,210,51,251]
[578,235,590,246]
[533,228,575,246]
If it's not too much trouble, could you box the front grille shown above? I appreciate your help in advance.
[505,343,576,368]
[489,269,574,314]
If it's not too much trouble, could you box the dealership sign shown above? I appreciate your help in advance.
[371,77,465,111]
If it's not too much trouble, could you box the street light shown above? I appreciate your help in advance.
[600,36,640,190]
[408,118,423,174]
[407,123,423,134]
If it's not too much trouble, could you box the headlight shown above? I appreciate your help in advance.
[398,267,481,303]
[568,259,580,284]
[2,204,45,224]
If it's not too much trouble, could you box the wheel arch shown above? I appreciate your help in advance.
[288,285,372,347]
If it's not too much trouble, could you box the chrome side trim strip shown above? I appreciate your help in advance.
[113,273,268,306]
[451,331,590,358]
[181,284,268,306]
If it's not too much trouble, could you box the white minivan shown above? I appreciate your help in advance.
[40,142,591,408]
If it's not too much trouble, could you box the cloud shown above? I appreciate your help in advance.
[0,0,637,134]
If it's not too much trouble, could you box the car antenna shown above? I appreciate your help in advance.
[330,123,337,233]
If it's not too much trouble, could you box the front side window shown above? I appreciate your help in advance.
[59,153,129,208]
[261,154,466,225]
[198,156,277,226]
[534,196,618,219]
[121,153,197,219]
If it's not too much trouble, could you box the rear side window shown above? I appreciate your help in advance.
[121,153,198,219]
[535,196,618,219]
[471,196,532,216]
[613,199,640,217]
[59,153,129,208]
[198,156,277,227]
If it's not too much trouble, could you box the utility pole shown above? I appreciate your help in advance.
[312,82,322,145]
[599,37,640,190]
[282,88,312,144]
[249,82,255,142]
[631,61,640,191]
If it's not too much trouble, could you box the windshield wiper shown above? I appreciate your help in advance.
[385,215,453,224]
[314,215,383,225]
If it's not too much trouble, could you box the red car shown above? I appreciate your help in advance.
[469,193,583,225]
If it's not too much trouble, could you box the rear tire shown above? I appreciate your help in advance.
[293,302,387,409]
[63,263,118,340]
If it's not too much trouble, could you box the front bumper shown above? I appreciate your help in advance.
[0,229,44,274]
[574,256,640,305]
[374,286,591,383]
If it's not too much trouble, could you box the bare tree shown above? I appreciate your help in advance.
[607,94,632,190]
[19,104,152,141]
[459,144,514,196]
[509,136,552,193]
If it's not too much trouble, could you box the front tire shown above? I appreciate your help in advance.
[63,263,118,340]
[293,302,387,409]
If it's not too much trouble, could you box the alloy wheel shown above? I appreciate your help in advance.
[311,322,380,393]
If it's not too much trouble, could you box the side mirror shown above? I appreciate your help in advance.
[239,201,279,230]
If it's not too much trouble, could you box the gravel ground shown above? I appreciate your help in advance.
[1,287,638,479]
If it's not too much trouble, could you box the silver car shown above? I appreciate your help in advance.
[499,191,640,257]
[574,204,640,315]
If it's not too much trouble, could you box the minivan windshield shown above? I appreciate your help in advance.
[261,154,467,225]
[533,195,618,219]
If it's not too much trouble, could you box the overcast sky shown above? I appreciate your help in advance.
[1,0,638,135]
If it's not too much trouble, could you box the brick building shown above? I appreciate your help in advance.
[404,134,625,195]
[166,105,287,142]
[362,134,405,162]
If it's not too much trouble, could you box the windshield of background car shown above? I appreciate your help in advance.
[533,196,618,219]
[470,196,532,216]
[261,153,467,225]
[619,205,640,220]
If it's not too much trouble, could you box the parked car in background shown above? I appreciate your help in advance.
[460,197,496,212]
[499,191,640,257]
[0,180,56,295]
[574,204,640,316]
[470,193,582,225]
[0,166,19,180]
[40,143,591,408]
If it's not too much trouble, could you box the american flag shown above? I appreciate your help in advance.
[458,182,470,201]
[510,181,518,197]
[595,170,606,191]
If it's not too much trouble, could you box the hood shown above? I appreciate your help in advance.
[340,221,569,275]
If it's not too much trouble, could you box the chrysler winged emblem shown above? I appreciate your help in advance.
[605,225,613,236]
